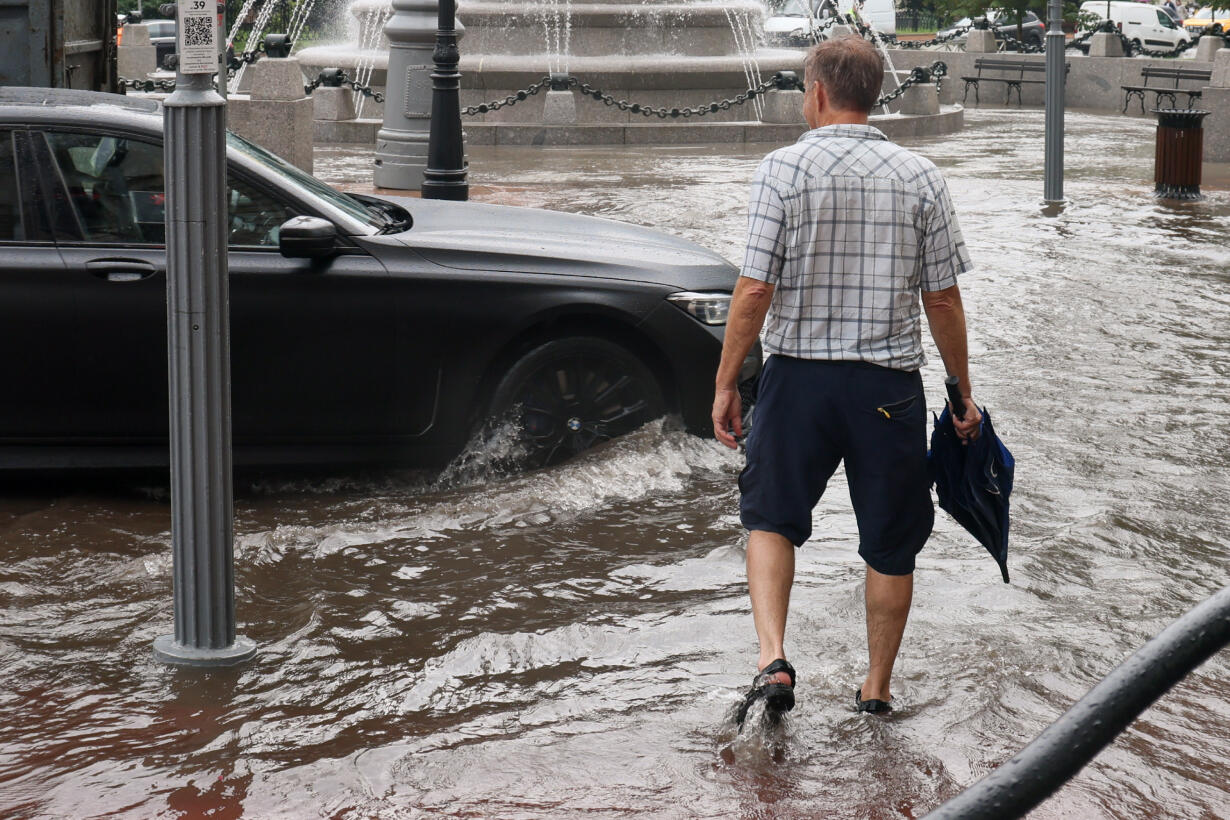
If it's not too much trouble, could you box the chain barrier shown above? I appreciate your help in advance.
[462,74,780,119]
[303,70,386,103]
[875,61,949,106]
[227,49,263,71]
[1065,25,1101,51]
[464,76,554,115]
[463,60,949,119]
[997,30,1045,53]
[118,77,179,93]
[889,24,973,49]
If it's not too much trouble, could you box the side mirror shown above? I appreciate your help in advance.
[278,216,338,259]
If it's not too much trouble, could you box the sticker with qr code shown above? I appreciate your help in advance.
[177,0,218,74]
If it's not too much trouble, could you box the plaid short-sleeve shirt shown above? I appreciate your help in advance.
[741,124,972,371]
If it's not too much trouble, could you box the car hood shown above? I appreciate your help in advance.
[375,196,739,290]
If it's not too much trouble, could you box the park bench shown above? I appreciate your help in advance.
[961,58,1066,106]
[1121,66,1212,114]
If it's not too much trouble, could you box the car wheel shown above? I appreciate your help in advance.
[488,336,666,468]
[1028,32,1043,48]
[1131,38,1142,54]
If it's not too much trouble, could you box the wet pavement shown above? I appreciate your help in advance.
[2,109,1229,818]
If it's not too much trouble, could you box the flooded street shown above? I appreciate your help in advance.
[2,109,1229,818]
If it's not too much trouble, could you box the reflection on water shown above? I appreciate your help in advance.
[2,110,1229,818]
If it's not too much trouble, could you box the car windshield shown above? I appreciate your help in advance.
[225,131,388,231]
[777,0,811,17]
[1193,6,1229,18]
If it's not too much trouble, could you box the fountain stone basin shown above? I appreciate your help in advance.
[297,0,966,145]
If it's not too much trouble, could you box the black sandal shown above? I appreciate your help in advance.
[855,688,892,714]
[735,659,796,725]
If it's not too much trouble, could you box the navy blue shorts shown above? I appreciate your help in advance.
[739,355,934,576]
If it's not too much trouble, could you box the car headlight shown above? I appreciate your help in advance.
[667,291,731,325]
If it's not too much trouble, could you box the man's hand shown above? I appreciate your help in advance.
[712,276,774,450]
[713,386,743,449]
[951,396,982,442]
[923,284,981,443]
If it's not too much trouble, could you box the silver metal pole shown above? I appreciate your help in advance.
[153,0,255,667]
[1044,0,1065,203]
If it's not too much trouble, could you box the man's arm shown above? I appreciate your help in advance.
[712,276,775,449]
[922,283,982,440]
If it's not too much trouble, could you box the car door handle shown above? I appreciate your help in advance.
[85,259,160,283]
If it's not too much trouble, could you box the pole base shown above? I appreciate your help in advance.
[1154,185,1203,201]
[153,635,257,667]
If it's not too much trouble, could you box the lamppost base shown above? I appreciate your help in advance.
[374,128,430,190]
[153,635,257,667]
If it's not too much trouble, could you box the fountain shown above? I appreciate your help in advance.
[296,0,964,146]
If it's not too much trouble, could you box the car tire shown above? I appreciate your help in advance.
[488,336,666,468]
[1131,38,1142,55]
[1028,32,1043,49]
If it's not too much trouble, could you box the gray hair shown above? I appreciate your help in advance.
[803,36,884,113]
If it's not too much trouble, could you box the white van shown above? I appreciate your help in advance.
[850,0,896,36]
[763,0,894,48]
[1078,1,1191,50]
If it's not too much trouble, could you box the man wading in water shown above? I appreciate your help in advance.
[711,36,982,723]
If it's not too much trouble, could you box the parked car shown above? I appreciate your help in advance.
[0,88,760,472]
[1079,0,1192,49]
[1181,5,1230,33]
[144,19,178,70]
[938,9,1046,49]
[763,0,894,48]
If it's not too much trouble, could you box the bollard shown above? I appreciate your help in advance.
[1153,108,1209,200]
[966,18,998,53]
[312,68,357,122]
[228,53,315,172]
[542,71,577,125]
[118,23,158,80]
[153,0,255,668]
[1195,32,1223,62]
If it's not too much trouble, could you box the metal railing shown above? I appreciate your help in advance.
[923,584,1230,818]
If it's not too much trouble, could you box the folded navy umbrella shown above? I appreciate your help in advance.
[928,379,1015,583]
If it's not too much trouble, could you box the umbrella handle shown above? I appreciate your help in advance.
[945,376,967,420]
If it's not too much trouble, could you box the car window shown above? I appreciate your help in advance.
[1157,10,1173,25]
[0,131,19,241]
[226,131,384,231]
[43,131,165,244]
[228,173,295,247]
[40,130,301,248]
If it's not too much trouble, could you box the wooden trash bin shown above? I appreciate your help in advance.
[1153,108,1209,200]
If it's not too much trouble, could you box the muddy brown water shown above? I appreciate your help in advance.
[2,110,1228,818]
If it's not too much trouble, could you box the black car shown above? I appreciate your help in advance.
[939,10,1046,49]
[0,88,760,471]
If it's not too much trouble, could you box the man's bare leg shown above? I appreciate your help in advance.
[859,566,913,702]
[747,529,794,682]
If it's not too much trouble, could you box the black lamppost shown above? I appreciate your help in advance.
[421,0,468,200]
